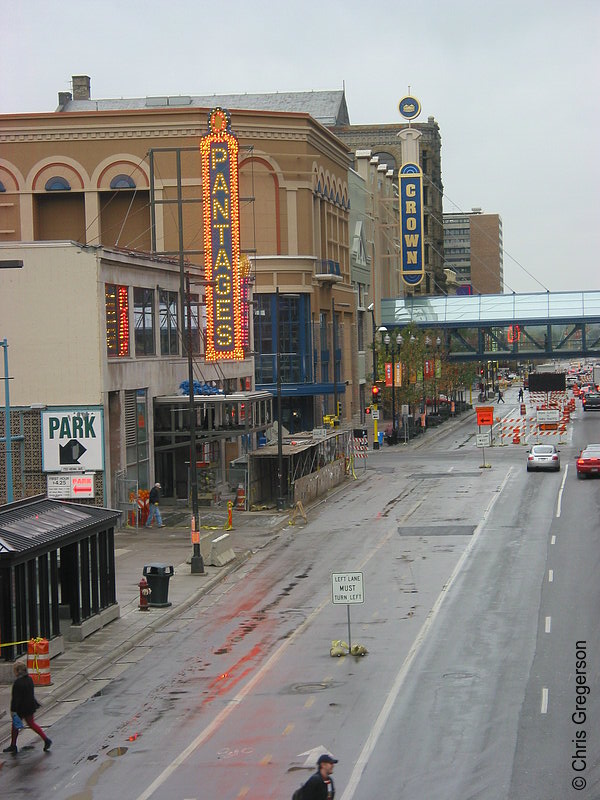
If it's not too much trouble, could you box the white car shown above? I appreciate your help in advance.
[526,444,560,472]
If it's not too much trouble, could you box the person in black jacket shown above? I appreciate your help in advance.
[3,662,52,754]
[301,753,337,799]
[145,482,165,528]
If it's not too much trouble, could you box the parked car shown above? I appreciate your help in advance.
[576,449,600,478]
[527,444,560,472]
[582,392,600,411]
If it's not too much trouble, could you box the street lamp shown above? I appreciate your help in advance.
[423,335,431,415]
[367,303,379,449]
[381,329,403,442]
[276,287,285,510]
[432,336,441,413]
[274,289,300,510]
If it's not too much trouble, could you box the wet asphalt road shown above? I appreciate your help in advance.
[1,389,598,799]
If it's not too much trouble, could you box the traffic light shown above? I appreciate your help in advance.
[480,367,485,377]
[365,406,372,416]
[371,385,380,405]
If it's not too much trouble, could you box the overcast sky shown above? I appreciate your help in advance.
[2,0,599,294]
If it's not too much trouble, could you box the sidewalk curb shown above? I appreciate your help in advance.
[18,550,255,730]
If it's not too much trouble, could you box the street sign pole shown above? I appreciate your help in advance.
[332,572,364,652]
[347,605,352,651]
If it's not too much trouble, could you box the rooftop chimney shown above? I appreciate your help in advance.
[72,75,91,101]
[57,91,72,109]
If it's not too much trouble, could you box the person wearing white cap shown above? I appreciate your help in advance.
[145,482,165,528]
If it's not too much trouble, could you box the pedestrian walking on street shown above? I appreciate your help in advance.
[145,482,165,528]
[297,753,337,799]
[518,387,524,402]
[3,662,52,754]
[497,388,505,403]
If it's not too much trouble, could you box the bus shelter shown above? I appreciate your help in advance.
[248,429,351,508]
[0,495,121,665]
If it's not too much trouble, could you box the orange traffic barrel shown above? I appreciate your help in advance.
[27,638,51,685]
[236,484,246,510]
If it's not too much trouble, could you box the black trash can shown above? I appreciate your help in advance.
[142,563,174,608]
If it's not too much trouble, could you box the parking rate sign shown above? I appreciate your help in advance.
[331,572,364,604]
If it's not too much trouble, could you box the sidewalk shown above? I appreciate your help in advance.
[0,407,475,745]
[0,510,289,746]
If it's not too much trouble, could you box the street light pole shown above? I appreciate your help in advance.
[1,339,13,503]
[368,304,379,449]
[383,331,403,443]
[276,287,285,510]
[186,275,204,575]
[332,297,338,418]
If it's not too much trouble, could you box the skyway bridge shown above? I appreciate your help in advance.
[380,290,600,362]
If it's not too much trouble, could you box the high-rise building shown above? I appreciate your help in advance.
[443,210,503,294]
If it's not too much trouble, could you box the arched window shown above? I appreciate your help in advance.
[110,174,136,190]
[0,181,5,192]
[45,177,71,191]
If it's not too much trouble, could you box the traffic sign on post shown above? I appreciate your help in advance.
[332,572,364,604]
[331,572,364,653]
[476,406,494,426]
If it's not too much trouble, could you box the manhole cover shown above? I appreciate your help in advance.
[106,747,128,758]
[289,682,331,694]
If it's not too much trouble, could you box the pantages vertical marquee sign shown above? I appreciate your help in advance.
[200,107,244,361]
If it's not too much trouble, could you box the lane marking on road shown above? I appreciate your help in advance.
[556,464,569,517]
[114,548,131,558]
[545,616,551,633]
[282,724,294,736]
[541,687,549,714]
[135,495,415,800]
[551,535,556,545]
[236,788,250,798]
[548,570,554,583]
[339,468,513,800]
[304,696,315,709]
[259,754,272,765]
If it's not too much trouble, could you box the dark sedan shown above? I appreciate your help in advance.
[582,392,600,411]
[576,449,600,478]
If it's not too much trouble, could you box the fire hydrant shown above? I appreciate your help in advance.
[138,576,152,611]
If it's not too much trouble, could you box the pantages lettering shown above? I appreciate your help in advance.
[200,107,244,361]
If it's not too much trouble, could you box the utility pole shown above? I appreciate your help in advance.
[276,287,285,510]
[186,275,204,575]
[332,297,338,418]
[1,339,13,503]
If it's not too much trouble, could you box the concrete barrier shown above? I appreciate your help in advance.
[209,533,236,566]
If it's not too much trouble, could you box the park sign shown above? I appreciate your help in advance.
[399,163,425,287]
[42,408,104,472]
[200,107,244,362]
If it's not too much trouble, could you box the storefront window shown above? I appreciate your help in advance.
[159,290,179,355]
[106,284,129,357]
[134,288,155,356]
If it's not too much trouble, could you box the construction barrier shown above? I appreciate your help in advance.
[235,484,246,511]
[27,638,51,685]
